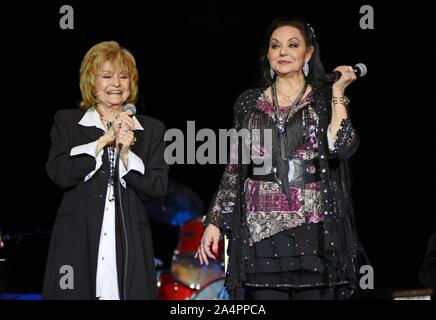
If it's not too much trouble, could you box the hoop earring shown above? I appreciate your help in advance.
[303,62,309,77]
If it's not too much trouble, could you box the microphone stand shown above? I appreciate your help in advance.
[112,108,135,300]
[114,145,129,300]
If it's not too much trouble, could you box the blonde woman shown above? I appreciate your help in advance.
[43,41,168,300]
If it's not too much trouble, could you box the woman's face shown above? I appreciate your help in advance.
[267,26,313,77]
[94,60,130,109]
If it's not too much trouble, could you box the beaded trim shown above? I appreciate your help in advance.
[332,118,355,152]
[108,147,116,202]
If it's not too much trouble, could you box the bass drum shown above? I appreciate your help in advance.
[172,218,225,289]
[192,278,229,300]
[157,271,228,300]
[175,218,224,259]
[171,255,223,290]
[157,270,194,300]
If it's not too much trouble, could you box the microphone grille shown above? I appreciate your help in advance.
[123,103,137,115]
[355,63,367,77]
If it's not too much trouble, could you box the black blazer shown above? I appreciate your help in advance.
[43,108,168,299]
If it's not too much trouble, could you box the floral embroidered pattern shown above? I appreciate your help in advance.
[204,164,238,232]
[245,178,324,244]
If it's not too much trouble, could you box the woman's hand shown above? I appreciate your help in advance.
[113,111,135,135]
[96,110,134,154]
[194,224,221,265]
[96,126,116,155]
[104,125,116,143]
[116,125,135,155]
[113,111,136,166]
[332,65,357,96]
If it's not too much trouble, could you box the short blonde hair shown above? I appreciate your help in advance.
[79,41,139,110]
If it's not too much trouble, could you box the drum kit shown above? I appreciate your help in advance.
[147,180,229,300]
[157,218,228,300]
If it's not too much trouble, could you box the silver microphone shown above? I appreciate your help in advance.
[327,63,368,82]
[123,103,136,116]
[118,103,137,150]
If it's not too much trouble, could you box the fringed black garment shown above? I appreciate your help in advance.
[204,84,366,299]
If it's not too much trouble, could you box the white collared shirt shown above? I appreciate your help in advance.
[69,107,145,300]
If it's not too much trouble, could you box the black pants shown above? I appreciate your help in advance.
[247,286,335,300]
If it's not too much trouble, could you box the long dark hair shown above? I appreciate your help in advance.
[256,16,328,88]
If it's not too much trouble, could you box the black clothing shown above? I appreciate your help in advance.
[43,109,168,299]
[205,85,365,299]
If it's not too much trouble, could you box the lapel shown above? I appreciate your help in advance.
[130,124,145,156]
[78,125,105,142]
[77,107,106,142]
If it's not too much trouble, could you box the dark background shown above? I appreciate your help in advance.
[0,0,434,299]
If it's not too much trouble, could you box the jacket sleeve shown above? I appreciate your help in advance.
[326,96,360,160]
[204,92,247,234]
[122,122,169,200]
[204,163,239,235]
[328,118,359,159]
[46,111,97,189]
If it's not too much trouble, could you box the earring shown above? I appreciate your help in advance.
[270,67,275,79]
[303,62,309,77]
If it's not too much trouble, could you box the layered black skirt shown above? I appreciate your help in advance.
[244,222,326,288]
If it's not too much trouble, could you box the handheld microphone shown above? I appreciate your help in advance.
[118,104,137,150]
[123,103,136,117]
[327,63,367,83]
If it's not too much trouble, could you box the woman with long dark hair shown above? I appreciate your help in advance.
[196,17,365,300]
